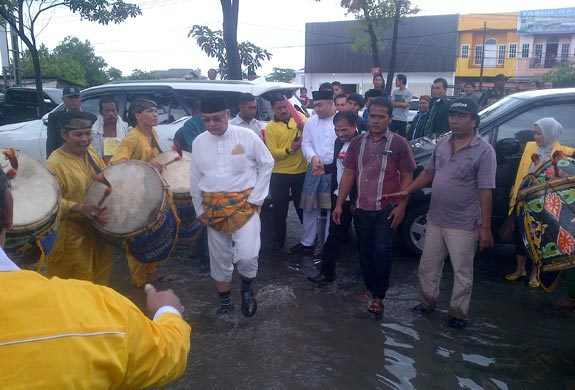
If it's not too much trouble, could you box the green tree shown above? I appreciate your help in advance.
[106,67,123,81]
[265,68,296,82]
[0,0,141,115]
[21,45,87,86]
[53,37,108,86]
[127,69,159,80]
[189,25,271,80]
[539,63,575,88]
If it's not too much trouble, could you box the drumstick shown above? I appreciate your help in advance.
[94,173,112,188]
[164,156,181,166]
[98,187,112,207]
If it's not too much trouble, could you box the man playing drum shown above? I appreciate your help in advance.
[45,112,113,285]
[110,99,167,287]
[189,96,274,316]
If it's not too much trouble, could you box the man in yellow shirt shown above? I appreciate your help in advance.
[264,94,308,251]
[0,247,191,389]
[45,112,113,285]
[110,99,167,287]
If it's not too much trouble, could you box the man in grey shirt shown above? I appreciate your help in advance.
[390,74,412,138]
[229,93,264,138]
[384,97,496,329]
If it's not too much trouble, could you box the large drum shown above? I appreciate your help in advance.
[152,151,203,240]
[85,160,179,264]
[1,149,59,265]
[516,155,575,273]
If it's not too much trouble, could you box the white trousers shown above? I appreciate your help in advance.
[301,208,330,247]
[207,214,261,283]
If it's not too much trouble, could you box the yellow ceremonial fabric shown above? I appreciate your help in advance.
[108,126,161,286]
[45,147,113,285]
[103,137,121,157]
[264,114,308,174]
[0,271,191,390]
[109,126,161,164]
[508,141,575,214]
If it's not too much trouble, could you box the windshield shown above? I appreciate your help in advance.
[479,95,524,124]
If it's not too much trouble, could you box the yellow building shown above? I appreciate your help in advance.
[455,13,519,88]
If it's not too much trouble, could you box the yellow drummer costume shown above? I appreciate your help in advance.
[0,248,191,389]
[45,112,113,285]
[110,99,165,287]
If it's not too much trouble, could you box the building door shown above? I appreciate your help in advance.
[484,38,497,68]
[545,37,559,68]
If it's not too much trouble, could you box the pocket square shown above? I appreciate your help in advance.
[231,144,245,155]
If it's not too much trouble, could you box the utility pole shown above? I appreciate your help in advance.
[385,0,402,96]
[478,21,486,91]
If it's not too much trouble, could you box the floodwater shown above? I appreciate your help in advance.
[111,210,575,389]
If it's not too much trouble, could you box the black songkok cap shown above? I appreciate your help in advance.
[312,90,333,101]
[59,111,97,131]
[201,96,228,113]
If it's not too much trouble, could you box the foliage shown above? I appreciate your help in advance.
[127,69,159,80]
[265,68,296,83]
[53,37,109,86]
[21,44,87,86]
[538,63,575,88]
[188,25,271,80]
[106,67,123,81]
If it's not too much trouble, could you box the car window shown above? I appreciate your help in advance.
[81,98,101,116]
[496,103,575,147]
[126,91,189,125]
[9,90,30,105]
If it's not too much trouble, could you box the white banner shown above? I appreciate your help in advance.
[0,25,9,69]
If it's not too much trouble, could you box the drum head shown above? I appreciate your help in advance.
[85,161,166,236]
[0,150,59,228]
[152,151,191,194]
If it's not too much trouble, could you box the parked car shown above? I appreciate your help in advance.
[0,87,62,126]
[401,88,575,255]
[407,97,419,122]
[0,80,305,161]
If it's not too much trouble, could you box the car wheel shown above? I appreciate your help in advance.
[401,203,429,257]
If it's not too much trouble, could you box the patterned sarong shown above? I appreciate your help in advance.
[300,165,332,212]
[202,189,260,234]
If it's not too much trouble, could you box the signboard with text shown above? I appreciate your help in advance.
[518,8,575,35]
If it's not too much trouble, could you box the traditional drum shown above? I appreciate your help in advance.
[516,155,575,274]
[85,160,179,264]
[1,149,60,265]
[152,150,202,240]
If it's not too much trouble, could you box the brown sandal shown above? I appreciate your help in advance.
[368,299,384,315]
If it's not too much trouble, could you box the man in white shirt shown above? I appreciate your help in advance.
[189,96,274,316]
[290,90,337,254]
[229,93,264,138]
[91,96,129,163]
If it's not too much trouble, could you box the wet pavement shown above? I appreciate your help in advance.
[110,210,575,389]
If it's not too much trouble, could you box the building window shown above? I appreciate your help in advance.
[521,43,530,58]
[561,43,570,63]
[508,43,517,58]
[461,44,470,59]
[497,44,506,65]
[474,45,483,65]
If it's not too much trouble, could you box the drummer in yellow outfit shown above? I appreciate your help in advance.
[110,99,168,287]
[45,112,113,285]
[505,117,575,287]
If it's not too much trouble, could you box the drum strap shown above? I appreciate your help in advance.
[86,152,102,175]
[151,133,163,154]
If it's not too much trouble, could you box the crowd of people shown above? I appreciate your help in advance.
[0,71,572,388]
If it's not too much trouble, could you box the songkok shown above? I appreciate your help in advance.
[312,90,333,101]
[59,112,97,131]
[129,99,157,115]
[201,96,228,113]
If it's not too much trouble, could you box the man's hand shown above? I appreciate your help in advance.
[145,284,184,317]
[313,164,325,176]
[388,205,406,229]
[381,190,409,200]
[198,213,209,225]
[311,156,322,169]
[479,226,494,250]
[151,162,164,174]
[332,205,343,225]
[291,137,302,151]
[78,204,107,223]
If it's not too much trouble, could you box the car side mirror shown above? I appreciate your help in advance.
[496,138,521,157]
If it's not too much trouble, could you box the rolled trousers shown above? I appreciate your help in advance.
[418,223,478,320]
[207,214,261,283]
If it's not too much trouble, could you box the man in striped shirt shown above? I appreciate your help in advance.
[334,98,416,316]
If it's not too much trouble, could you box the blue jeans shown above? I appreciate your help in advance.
[353,205,395,299]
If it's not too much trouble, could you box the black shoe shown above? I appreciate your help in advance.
[241,289,257,317]
[307,273,334,285]
[412,304,430,314]
[289,243,314,254]
[216,304,234,315]
[271,241,284,252]
[448,317,467,329]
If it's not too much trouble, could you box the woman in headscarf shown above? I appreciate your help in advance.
[505,117,574,289]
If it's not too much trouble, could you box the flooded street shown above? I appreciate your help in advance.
[110,210,575,389]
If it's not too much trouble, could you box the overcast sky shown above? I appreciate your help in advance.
[4,0,574,78]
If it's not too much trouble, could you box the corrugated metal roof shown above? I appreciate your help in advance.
[305,14,459,73]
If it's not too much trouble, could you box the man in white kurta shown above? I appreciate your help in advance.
[189,96,273,316]
[290,90,337,254]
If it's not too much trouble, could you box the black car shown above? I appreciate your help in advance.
[400,88,575,255]
[0,87,62,125]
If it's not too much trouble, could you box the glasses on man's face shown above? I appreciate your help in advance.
[202,115,225,123]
